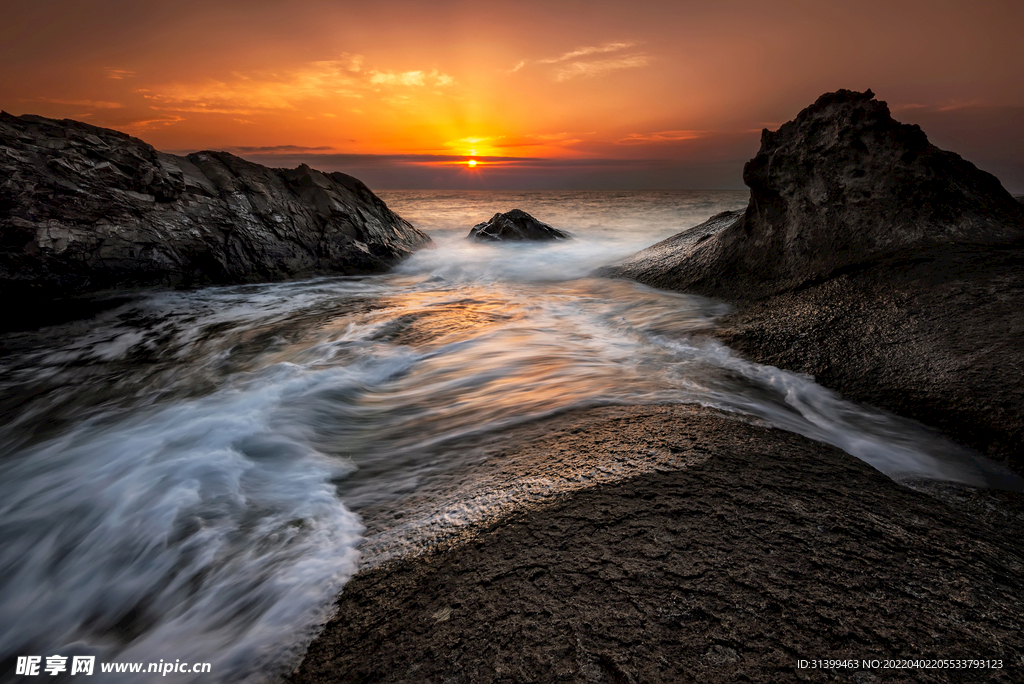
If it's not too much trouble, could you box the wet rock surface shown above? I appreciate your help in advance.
[468,209,572,241]
[602,90,1024,476]
[293,405,1024,684]
[0,113,433,309]
[714,244,1024,476]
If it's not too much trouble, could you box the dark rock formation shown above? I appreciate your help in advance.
[602,90,1024,476]
[468,209,571,241]
[714,245,1024,474]
[295,405,1024,684]
[0,113,433,304]
[605,89,1024,301]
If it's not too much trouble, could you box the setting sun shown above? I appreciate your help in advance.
[467,159,477,167]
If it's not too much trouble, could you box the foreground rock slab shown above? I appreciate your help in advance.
[0,113,433,305]
[293,405,1024,684]
[468,209,572,241]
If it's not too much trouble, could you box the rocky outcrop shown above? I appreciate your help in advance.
[602,90,1024,476]
[0,113,433,304]
[296,405,1024,684]
[468,209,571,241]
[605,89,1024,301]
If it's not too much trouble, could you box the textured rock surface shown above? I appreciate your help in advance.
[0,113,433,303]
[714,244,1024,476]
[468,209,571,241]
[602,90,1024,476]
[294,405,1024,684]
[605,89,1024,300]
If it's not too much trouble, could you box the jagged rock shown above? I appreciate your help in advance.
[602,89,1024,476]
[605,89,1024,301]
[0,112,433,304]
[467,209,571,241]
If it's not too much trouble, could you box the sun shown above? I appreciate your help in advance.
[467,159,478,167]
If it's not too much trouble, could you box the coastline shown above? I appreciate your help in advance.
[711,243,1024,477]
[292,404,1024,683]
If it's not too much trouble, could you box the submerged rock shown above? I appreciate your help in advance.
[0,112,433,304]
[605,89,1024,301]
[467,209,571,241]
[603,89,1024,476]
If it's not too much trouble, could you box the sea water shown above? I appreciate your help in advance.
[0,190,1016,681]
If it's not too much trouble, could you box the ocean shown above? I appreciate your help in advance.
[0,190,1014,681]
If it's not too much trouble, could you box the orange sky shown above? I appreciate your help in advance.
[3,0,1023,190]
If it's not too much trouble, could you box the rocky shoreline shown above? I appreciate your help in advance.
[0,113,433,318]
[712,243,1024,476]
[292,90,1024,682]
[292,405,1024,683]
[603,90,1024,477]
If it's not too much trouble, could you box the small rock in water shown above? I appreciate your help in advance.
[467,209,572,241]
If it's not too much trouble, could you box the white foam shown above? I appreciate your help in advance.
[0,363,367,682]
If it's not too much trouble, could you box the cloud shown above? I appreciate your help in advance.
[142,58,453,115]
[120,115,185,133]
[234,151,664,169]
[229,144,335,153]
[513,41,651,81]
[368,69,455,87]
[141,56,367,113]
[444,135,504,147]
[892,99,987,113]
[554,55,652,81]
[34,98,123,109]
[104,68,135,80]
[617,130,706,144]
[538,42,639,64]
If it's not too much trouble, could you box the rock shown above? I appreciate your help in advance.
[605,89,1024,301]
[294,405,1024,684]
[602,90,1024,476]
[0,112,433,306]
[467,209,571,241]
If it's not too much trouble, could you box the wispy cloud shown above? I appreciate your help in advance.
[442,132,591,156]
[512,41,651,81]
[34,97,123,109]
[893,99,987,113]
[104,68,135,80]
[230,144,335,153]
[234,151,663,169]
[368,69,454,87]
[120,115,185,133]
[141,57,454,115]
[554,55,652,81]
[617,130,706,144]
[538,42,639,64]
[141,60,364,114]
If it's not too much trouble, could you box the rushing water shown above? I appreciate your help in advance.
[0,190,1018,681]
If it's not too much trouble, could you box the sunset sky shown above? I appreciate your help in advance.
[3,0,1022,191]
